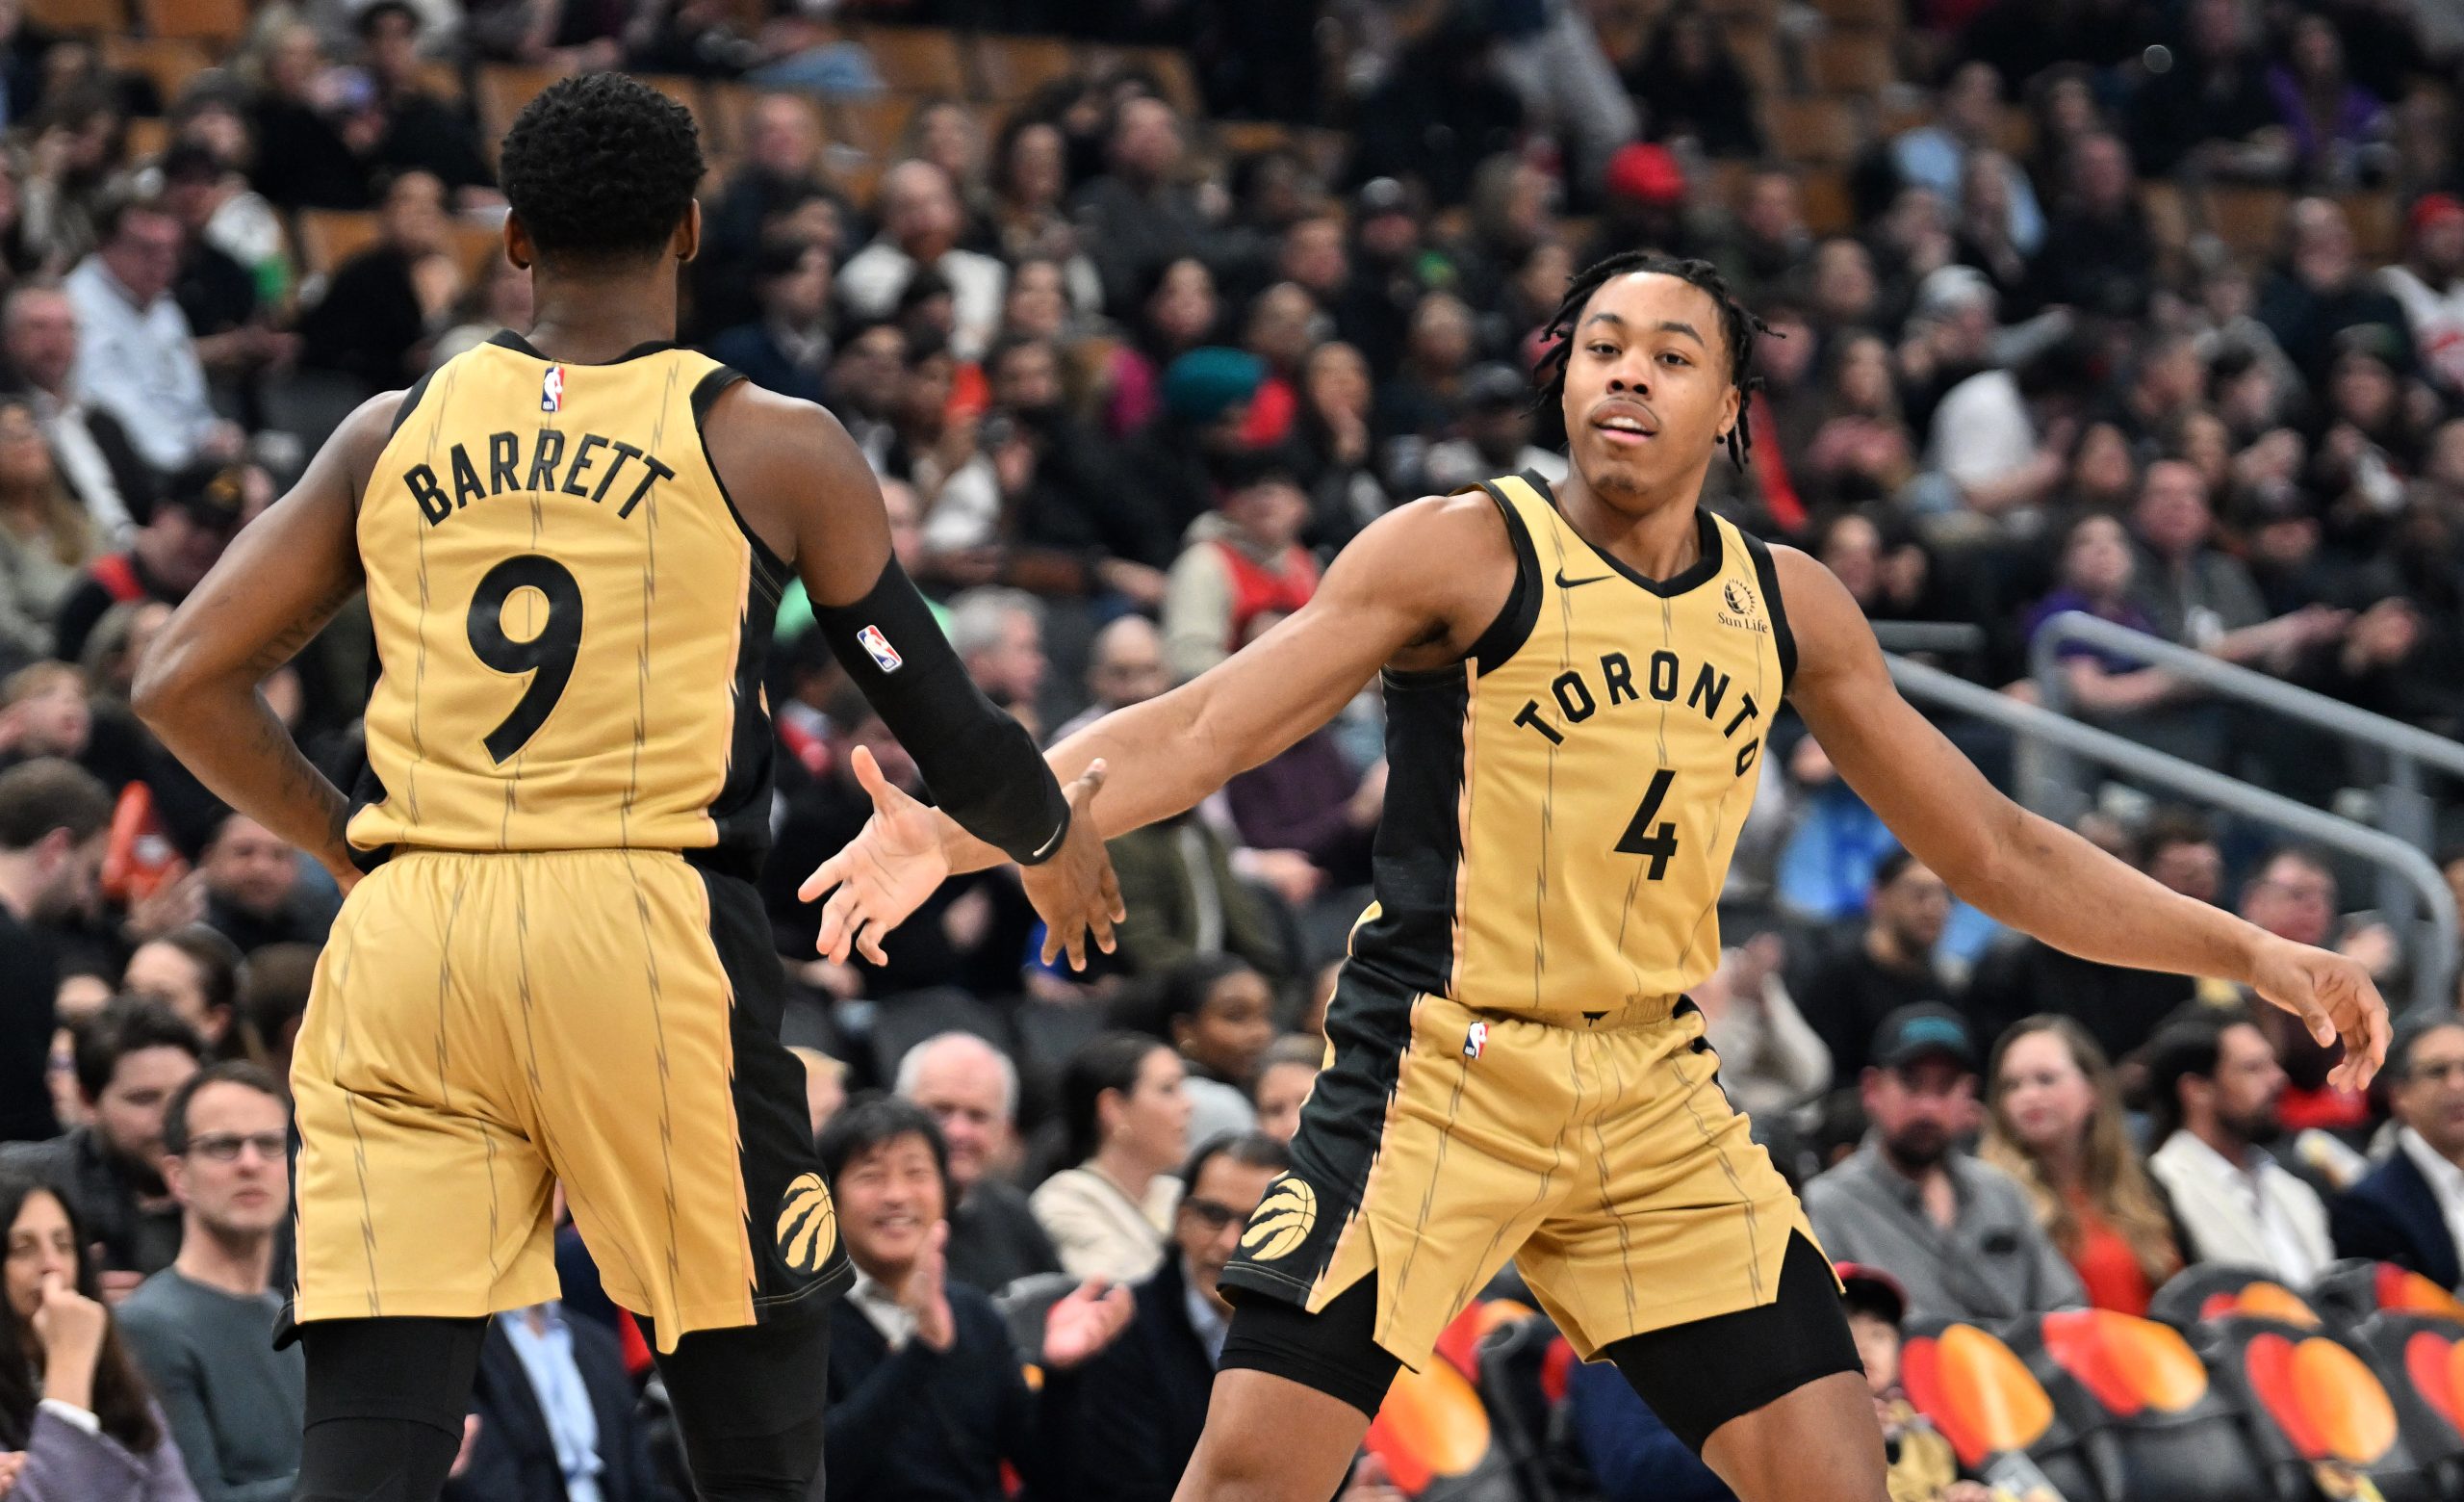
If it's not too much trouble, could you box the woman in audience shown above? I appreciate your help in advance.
[1982,1016,2183,1314]
[1252,1034,1323,1145]
[120,926,244,1062]
[2021,511,2180,715]
[0,399,93,669]
[1104,255,1219,438]
[1152,954,1277,1147]
[1031,1030,1191,1282]
[0,1169,195,1499]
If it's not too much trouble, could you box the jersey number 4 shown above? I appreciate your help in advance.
[468,555,584,763]
[1615,768,1681,878]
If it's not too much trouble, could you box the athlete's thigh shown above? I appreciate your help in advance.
[1519,1006,1810,1356]
[1699,1371,1890,1502]
[292,858,557,1326]
[514,851,849,1347]
[1171,1368,1375,1502]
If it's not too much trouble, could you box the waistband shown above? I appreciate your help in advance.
[1450,994,1692,1032]
[370,843,762,882]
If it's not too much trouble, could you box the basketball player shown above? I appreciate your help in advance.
[132,76,1124,1501]
[803,249,2390,1502]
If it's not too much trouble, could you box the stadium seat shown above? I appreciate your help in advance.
[1367,1302,1523,1502]
[1765,96,1866,167]
[418,59,464,104]
[1082,43,1201,118]
[1723,21,1784,95]
[992,1269,1076,1355]
[1807,32,1894,95]
[1801,168,1855,234]
[2189,1312,2439,1502]
[2017,1307,2271,1502]
[100,35,211,113]
[2344,191,2401,261]
[827,91,926,163]
[136,0,244,46]
[2149,1263,2324,1332]
[27,0,122,35]
[856,25,969,96]
[292,210,383,281]
[2202,185,2293,258]
[969,33,1081,104]
[1900,1317,2115,1502]
[2308,1260,2464,1497]
[122,115,167,160]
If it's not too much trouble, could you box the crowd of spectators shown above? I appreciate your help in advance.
[0,0,2461,1496]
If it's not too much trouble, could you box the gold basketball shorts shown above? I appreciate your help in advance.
[289,848,851,1349]
[1221,965,1817,1366]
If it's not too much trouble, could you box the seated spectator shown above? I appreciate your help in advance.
[1162,453,1320,683]
[1925,336,2085,521]
[838,162,1005,363]
[1836,1262,1987,1502]
[2126,0,2288,180]
[119,928,243,1060]
[1804,1005,2086,1323]
[445,1301,673,1502]
[2021,512,2180,719]
[1224,718,1382,912]
[894,1031,1064,1295]
[2030,133,2157,320]
[987,122,1101,313]
[1102,257,1220,442]
[1032,1033,1191,1283]
[0,1167,195,1499]
[2266,13,2389,190]
[246,22,373,211]
[0,396,92,668]
[1797,849,1960,1080]
[155,147,287,397]
[297,169,464,392]
[1697,933,1832,1117]
[2380,193,2464,400]
[1121,349,1269,569]
[1623,0,1764,160]
[65,195,245,477]
[1,997,203,1282]
[696,93,835,331]
[1071,95,1209,314]
[357,0,493,203]
[1290,341,1392,552]
[0,759,114,1144]
[2126,458,2348,670]
[1106,807,1295,983]
[948,587,1047,729]
[1049,615,1168,746]
[2143,1009,2333,1282]
[1146,955,1275,1148]
[2260,196,2416,384]
[51,460,245,665]
[1250,1034,1322,1145]
[1065,1131,1290,1502]
[2239,847,2390,1131]
[1562,1352,1733,1502]
[1418,361,1567,496]
[1892,62,2044,258]
[706,236,833,405]
[821,1096,1129,1502]
[116,1063,299,1502]
[1,281,152,544]
[196,815,336,955]
[1980,1017,2184,1314]
[2331,1012,2464,1289]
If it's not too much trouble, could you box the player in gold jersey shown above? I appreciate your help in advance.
[132,75,1124,1502]
[808,247,2391,1502]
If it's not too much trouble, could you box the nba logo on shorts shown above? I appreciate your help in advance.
[540,365,564,413]
[1464,1021,1488,1059]
[857,624,902,673]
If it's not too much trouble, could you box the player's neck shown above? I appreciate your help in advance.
[523,279,680,365]
[1554,465,1707,582]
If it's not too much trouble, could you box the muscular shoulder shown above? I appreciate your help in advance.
[695,380,871,564]
[1333,490,1520,667]
[1767,542,1878,692]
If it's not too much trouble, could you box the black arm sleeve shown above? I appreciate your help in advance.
[811,557,1072,865]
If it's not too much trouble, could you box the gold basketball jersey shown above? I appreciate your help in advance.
[347,332,783,877]
[1349,472,1793,1017]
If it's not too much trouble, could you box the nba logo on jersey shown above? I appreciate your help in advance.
[1463,1022,1488,1059]
[540,365,565,413]
[857,624,902,674]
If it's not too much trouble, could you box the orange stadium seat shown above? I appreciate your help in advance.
[418,59,464,105]
[293,210,382,281]
[137,0,245,46]
[1766,95,1866,166]
[1808,31,1895,95]
[1722,20,1784,94]
[2203,184,2293,257]
[1801,167,1855,233]
[122,115,167,159]
[476,63,570,165]
[101,35,211,111]
[858,25,969,96]
[970,33,1081,104]
[26,0,122,35]
[827,91,924,162]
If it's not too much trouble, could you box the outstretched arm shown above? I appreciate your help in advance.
[1777,546,2389,1089]
[134,393,396,888]
[803,492,1509,960]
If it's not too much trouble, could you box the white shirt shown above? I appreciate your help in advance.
[847,1268,919,1350]
[2381,264,2464,395]
[1926,368,2036,495]
[26,387,135,546]
[64,255,218,473]
[2400,1126,2464,1276]
[2151,1131,2331,1284]
[836,240,1008,362]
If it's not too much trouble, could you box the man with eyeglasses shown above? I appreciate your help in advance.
[1065,1131,1293,1502]
[117,1059,303,1501]
[2334,1015,2464,1291]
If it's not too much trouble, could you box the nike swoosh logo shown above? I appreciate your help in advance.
[1028,818,1067,862]
[1554,570,1614,588]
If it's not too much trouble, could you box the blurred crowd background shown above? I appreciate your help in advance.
[2,0,2464,1497]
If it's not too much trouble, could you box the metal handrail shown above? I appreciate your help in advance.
[1870,621,1988,658]
[2031,609,2462,930]
[1891,653,2458,1015]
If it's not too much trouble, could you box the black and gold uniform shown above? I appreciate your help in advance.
[1220,472,1844,1439]
[292,332,850,1348]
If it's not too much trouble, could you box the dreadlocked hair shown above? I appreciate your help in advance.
[1531,248,1772,471]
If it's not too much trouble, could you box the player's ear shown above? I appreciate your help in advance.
[501,212,534,272]
[674,200,702,266]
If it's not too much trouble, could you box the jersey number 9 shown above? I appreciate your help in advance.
[467,555,584,763]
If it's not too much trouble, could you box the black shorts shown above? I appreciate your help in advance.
[1220,1229,1860,1452]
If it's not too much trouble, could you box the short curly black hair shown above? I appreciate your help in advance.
[499,72,704,265]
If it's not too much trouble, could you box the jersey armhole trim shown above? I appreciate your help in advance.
[386,368,439,438]
[691,365,790,599]
[1464,479,1541,675]
[1739,528,1797,695]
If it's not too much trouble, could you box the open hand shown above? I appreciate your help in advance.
[2249,936,2391,1092]
[1020,760,1124,971]
[1041,1276,1134,1368]
[801,744,953,965]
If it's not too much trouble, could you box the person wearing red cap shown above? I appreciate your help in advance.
[2380,192,2464,396]
[1835,1262,1989,1502]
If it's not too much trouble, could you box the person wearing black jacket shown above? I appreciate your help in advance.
[819,1098,1131,1502]
[445,1304,680,1502]
[1065,1132,1290,1502]
[2331,1015,2464,1291]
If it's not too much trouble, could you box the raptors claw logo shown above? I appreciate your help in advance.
[1242,1178,1318,1260]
